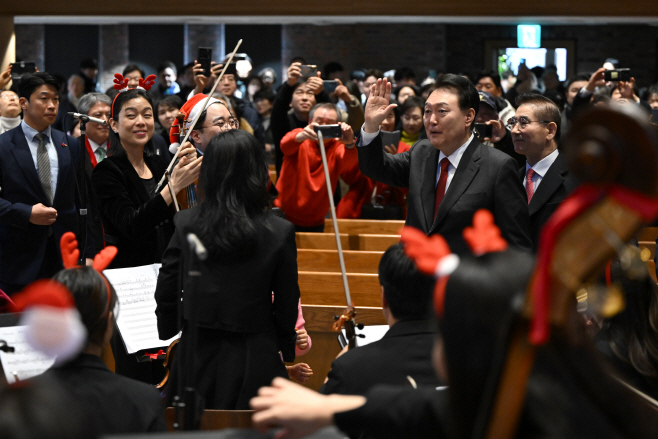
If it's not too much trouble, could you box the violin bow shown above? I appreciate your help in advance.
[316,131,359,349]
[155,39,243,194]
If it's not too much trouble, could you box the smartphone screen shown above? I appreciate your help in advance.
[197,47,212,77]
[323,80,339,93]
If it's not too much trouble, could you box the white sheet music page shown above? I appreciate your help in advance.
[103,264,180,354]
[0,326,56,384]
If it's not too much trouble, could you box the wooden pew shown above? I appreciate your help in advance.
[165,408,253,431]
[297,249,383,274]
[324,218,404,235]
[298,271,381,307]
[293,304,387,391]
[296,232,399,251]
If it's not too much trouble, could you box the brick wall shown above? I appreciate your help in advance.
[282,23,447,81]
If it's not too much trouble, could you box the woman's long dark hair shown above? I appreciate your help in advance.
[196,129,271,260]
[52,267,117,349]
[108,88,155,158]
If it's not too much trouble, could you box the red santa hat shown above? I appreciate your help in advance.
[9,280,86,362]
[169,93,221,154]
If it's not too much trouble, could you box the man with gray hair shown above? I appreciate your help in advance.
[77,92,112,255]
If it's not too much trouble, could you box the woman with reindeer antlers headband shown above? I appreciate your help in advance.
[91,73,202,383]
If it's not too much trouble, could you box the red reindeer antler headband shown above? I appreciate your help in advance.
[111,73,157,117]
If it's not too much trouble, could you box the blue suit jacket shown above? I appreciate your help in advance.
[0,125,85,285]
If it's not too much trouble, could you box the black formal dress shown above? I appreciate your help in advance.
[520,152,579,252]
[91,151,175,383]
[44,353,166,435]
[320,319,442,396]
[358,134,532,255]
[154,209,300,409]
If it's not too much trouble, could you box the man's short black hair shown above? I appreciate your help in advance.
[123,63,145,78]
[394,67,416,82]
[378,244,435,321]
[156,95,183,113]
[157,61,177,75]
[365,69,383,79]
[565,73,590,90]
[80,58,98,70]
[516,92,562,141]
[475,70,502,90]
[254,89,276,103]
[17,72,60,101]
[323,61,344,79]
[435,73,480,118]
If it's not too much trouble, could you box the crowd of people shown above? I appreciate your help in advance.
[0,51,657,438]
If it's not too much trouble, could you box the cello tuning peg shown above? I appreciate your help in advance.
[357,334,365,338]
[333,315,340,321]
[356,323,364,330]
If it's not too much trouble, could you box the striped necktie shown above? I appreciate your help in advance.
[34,133,53,204]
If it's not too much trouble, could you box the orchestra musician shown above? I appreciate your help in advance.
[155,129,300,410]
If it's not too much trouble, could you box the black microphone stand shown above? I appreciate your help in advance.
[76,117,92,262]
[173,234,205,431]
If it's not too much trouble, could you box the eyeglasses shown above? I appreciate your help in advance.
[0,94,17,101]
[201,118,240,131]
[506,116,550,131]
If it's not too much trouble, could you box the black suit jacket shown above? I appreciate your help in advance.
[358,134,532,254]
[91,152,175,269]
[45,353,166,434]
[319,319,442,396]
[0,125,87,285]
[521,152,579,252]
[155,209,300,361]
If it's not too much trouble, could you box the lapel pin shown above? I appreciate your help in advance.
[61,143,67,148]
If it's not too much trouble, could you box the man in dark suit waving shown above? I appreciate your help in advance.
[358,75,531,254]
[0,72,89,295]
[510,93,579,252]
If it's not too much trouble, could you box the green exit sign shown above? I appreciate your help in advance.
[517,25,541,48]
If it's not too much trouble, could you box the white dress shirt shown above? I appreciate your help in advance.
[524,149,559,194]
[88,138,108,163]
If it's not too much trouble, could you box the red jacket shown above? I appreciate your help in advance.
[275,129,360,227]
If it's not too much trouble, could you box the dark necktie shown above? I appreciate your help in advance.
[35,133,53,204]
[433,157,450,220]
[526,168,536,204]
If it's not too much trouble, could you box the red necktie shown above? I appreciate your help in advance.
[433,157,450,220]
[525,168,536,204]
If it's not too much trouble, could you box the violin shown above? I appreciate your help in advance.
[484,105,658,438]
[172,112,200,211]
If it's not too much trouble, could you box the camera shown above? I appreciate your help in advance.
[603,68,631,82]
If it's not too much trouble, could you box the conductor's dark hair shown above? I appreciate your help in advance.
[108,88,155,158]
[196,130,270,260]
[434,73,480,123]
[123,63,145,78]
[17,72,60,101]
[516,92,562,140]
[378,244,434,320]
[475,70,503,90]
[52,267,117,350]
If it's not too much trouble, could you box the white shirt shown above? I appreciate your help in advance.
[436,134,473,192]
[524,149,559,193]
[359,126,473,194]
[88,138,108,162]
[22,120,58,196]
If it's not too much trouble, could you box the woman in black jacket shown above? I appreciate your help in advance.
[91,88,201,269]
[155,129,300,410]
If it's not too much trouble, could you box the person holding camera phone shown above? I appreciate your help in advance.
[274,102,361,232]
[474,91,525,168]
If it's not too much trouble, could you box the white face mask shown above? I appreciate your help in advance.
[248,84,260,96]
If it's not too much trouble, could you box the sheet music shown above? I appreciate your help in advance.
[0,326,56,384]
[104,264,180,354]
[343,324,388,347]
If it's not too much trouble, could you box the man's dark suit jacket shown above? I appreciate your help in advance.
[358,134,532,254]
[45,353,166,434]
[0,125,86,287]
[91,152,175,269]
[319,319,442,396]
[521,152,579,252]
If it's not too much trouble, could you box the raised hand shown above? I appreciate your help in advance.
[306,73,324,95]
[339,122,355,146]
[287,62,302,87]
[295,123,319,143]
[364,78,397,133]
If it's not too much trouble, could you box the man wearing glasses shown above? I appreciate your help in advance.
[174,93,239,154]
[510,93,578,252]
[359,74,531,255]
